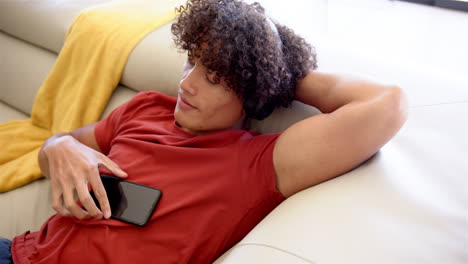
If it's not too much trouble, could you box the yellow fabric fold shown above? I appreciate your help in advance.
[0,3,178,192]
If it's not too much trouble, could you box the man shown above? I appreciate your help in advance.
[6,0,407,263]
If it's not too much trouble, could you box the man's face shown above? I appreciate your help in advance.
[174,57,244,135]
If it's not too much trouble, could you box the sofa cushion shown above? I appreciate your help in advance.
[0,178,54,240]
[0,0,323,135]
[0,0,116,54]
[0,0,187,96]
[214,244,312,263]
[219,102,468,264]
[0,33,56,115]
[0,102,28,123]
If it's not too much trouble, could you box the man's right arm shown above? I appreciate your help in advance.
[38,123,101,178]
[38,122,127,220]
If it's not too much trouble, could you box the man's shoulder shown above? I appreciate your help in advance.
[125,91,177,112]
[132,91,177,104]
[111,91,177,121]
[236,132,281,153]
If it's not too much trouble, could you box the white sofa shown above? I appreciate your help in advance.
[1,0,467,263]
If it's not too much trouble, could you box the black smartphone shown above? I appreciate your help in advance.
[90,174,162,227]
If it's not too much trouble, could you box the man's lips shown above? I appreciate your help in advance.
[179,95,197,110]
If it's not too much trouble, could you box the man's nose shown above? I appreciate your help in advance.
[179,66,197,95]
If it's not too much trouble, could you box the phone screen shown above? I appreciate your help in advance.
[90,175,162,226]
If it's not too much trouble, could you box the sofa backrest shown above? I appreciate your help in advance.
[0,0,320,134]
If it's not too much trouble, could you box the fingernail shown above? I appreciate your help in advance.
[104,210,111,219]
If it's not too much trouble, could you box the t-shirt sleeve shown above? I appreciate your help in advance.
[95,102,129,155]
[94,92,150,155]
[238,133,286,206]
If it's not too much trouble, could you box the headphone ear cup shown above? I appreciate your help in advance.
[243,97,275,120]
[243,97,256,119]
[255,100,275,120]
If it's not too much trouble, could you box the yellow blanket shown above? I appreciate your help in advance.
[0,3,177,192]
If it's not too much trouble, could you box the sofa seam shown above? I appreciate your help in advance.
[0,30,58,56]
[232,242,318,264]
[0,99,30,117]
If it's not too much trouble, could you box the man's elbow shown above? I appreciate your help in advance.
[384,85,409,134]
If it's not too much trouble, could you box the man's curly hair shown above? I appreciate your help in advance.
[171,0,317,120]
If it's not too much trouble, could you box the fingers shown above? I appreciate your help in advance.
[88,172,112,219]
[50,177,71,217]
[75,181,103,219]
[45,137,126,221]
[49,165,102,220]
[62,186,89,220]
[49,164,71,216]
[99,154,128,179]
[93,156,127,219]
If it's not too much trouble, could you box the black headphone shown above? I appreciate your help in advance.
[243,96,276,120]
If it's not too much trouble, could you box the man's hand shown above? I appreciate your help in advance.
[39,124,127,220]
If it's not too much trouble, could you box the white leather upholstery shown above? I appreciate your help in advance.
[1,0,467,263]
[0,33,56,115]
[215,244,313,263]
[0,179,54,239]
[0,102,28,122]
[219,102,468,264]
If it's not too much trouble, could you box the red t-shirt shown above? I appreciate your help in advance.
[12,91,285,264]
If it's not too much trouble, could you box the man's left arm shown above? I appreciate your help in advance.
[273,71,408,198]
